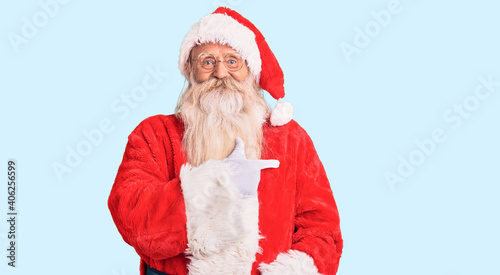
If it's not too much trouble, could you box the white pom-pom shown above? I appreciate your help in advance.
[270,101,294,126]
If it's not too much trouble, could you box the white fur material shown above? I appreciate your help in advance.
[258,250,322,275]
[180,160,261,275]
[270,101,294,126]
[179,13,262,82]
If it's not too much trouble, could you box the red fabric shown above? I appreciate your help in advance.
[213,7,285,100]
[108,114,342,275]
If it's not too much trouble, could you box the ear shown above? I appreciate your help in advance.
[185,48,195,75]
[184,59,192,75]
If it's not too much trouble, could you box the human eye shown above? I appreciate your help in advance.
[200,56,216,69]
[225,54,241,68]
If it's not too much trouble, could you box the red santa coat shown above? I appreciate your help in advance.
[108,114,343,275]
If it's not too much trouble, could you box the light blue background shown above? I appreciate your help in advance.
[1,0,499,274]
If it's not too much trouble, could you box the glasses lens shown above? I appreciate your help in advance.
[224,53,243,71]
[199,55,216,70]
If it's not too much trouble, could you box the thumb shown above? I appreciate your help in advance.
[227,137,247,159]
[250,159,280,170]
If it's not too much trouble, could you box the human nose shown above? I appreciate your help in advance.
[212,60,230,79]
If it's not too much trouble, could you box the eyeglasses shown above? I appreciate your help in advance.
[191,52,245,72]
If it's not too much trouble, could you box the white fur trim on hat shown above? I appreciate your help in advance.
[179,13,262,82]
[258,250,322,275]
[180,160,261,274]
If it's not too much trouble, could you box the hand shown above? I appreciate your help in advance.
[225,138,280,197]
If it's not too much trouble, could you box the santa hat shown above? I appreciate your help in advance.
[178,7,293,126]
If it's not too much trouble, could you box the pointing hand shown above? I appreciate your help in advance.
[225,138,280,197]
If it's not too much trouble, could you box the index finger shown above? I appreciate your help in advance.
[251,159,280,170]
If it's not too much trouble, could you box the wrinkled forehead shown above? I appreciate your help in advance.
[191,42,242,59]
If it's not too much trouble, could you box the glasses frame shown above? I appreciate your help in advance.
[191,52,245,72]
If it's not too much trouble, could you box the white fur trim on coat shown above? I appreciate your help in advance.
[180,160,261,275]
[258,250,322,275]
[179,13,261,82]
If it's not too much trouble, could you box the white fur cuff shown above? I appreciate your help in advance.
[258,250,322,275]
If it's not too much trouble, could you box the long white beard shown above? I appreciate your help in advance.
[176,74,269,166]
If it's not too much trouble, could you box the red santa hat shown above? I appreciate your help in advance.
[179,7,293,126]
